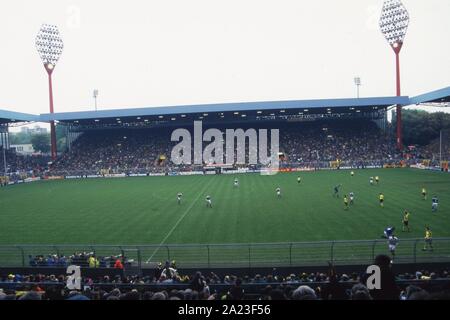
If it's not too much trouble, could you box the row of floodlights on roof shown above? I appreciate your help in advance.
[70,107,380,123]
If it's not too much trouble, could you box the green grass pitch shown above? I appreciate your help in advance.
[1,168,449,246]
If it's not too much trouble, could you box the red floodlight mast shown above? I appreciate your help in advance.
[379,0,409,150]
[35,24,64,160]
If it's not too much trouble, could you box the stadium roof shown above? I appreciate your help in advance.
[1,90,448,125]
[410,86,450,105]
[37,96,408,124]
[0,109,38,125]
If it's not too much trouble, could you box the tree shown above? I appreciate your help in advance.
[9,131,32,144]
[31,134,51,154]
[393,109,450,146]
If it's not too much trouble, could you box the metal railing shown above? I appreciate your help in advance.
[1,238,449,269]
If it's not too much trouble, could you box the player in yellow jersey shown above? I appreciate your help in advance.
[379,193,384,207]
[423,226,433,251]
[343,195,349,210]
[402,210,410,232]
[375,176,379,184]
[422,187,427,200]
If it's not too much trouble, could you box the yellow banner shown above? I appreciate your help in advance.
[329,160,341,168]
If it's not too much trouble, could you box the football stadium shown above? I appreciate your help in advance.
[1,0,450,302]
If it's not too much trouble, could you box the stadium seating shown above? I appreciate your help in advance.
[0,148,49,182]
[1,259,450,300]
[5,120,439,179]
[45,120,404,176]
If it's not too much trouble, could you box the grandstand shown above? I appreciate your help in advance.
[2,91,449,178]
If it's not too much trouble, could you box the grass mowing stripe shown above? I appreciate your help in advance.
[145,176,216,263]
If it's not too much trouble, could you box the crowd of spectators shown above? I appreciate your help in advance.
[1,255,450,300]
[46,120,404,176]
[281,121,400,163]
[2,120,443,180]
[0,148,50,183]
[50,129,175,176]
[28,252,129,269]
[416,137,450,163]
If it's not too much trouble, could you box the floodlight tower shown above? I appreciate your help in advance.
[354,77,361,98]
[93,89,99,111]
[379,0,409,150]
[35,24,64,160]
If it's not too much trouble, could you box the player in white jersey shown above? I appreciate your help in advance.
[234,178,239,187]
[432,195,439,212]
[388,235,399,261]
[349,192,355,205]
[177,192,183,205]
[206,195,212,208]
[369,177,374,185]
[276,187,281,198]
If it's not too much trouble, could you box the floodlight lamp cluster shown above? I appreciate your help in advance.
[379,0,409,47]
[35,24,64,69]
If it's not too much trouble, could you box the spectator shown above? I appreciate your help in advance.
[291,285,317,300]
[18,291,42,300]
[160,260,178,279]
[114,258,124,269]
[88,255,99,268]
[151,292,166,300]
[190,271,205,292]
[366,254,400,300]
[1,268,449,300]
[229,278,244,300]
[350,284,372,300]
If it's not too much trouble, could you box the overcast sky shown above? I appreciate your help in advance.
[1,0,449,119]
